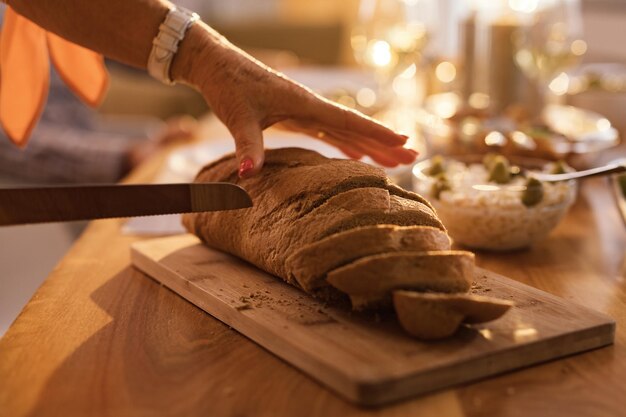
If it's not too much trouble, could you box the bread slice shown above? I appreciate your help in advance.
[393,290,514,339]
[287,225,451,292]
[317,194,445,239]
[274,189,446,280]
[326,251,473,309]
[262,187,391,279]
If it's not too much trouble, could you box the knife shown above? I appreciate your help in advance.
[0,183,252,226]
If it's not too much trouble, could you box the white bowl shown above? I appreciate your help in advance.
[412,155,577,251]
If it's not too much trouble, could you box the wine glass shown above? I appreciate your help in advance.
[513,0,586,98]
[351,0,437,75]
[349,0,439,135]
[350,0,438,155]
[351,0,438,100]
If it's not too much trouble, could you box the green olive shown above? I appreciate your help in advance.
[522,177,544,207]
[488,155,512,184]
[430,174,450,200]
[426,155,446,176]
[549,160,570,175]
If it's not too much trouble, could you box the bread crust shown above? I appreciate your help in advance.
[184,148,512,339]
[326,251,474,309]
[393,291,514,339]
[287,225,451,292]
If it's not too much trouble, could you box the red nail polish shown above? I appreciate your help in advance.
[238,158,254,178]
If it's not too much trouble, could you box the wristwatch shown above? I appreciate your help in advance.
[147,6,199,85]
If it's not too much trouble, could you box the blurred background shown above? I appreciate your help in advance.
[1,0,626,335]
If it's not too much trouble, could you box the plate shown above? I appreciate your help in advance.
[418,92,620,159]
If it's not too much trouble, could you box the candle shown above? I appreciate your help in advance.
[486,16,527,113]
[459,11,476,101]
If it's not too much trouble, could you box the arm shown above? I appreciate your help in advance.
[6,0,168,69]
[7,0,417,177]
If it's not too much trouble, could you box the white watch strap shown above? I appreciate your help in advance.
[148,6,199,85]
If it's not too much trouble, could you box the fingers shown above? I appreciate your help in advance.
[324,127,417,164]
[277,118,417,167]
[298,94,408,147]
[320,136,366,160]
[352,134,418,165]
[275,120,365,160]
[329,130,401,167]
[226,116,265,178]
[313,133,366,160]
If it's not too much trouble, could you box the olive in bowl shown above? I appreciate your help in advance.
[412,154,577,251]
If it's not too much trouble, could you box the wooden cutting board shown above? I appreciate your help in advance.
[131,234,615,406]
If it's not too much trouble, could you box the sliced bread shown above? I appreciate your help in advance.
[393,290,514,339]
[326,251,474,309]
[184,148,512,339]
[287,225,451,292]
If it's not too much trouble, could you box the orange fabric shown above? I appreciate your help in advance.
[47,32,108,107]
[0,8,50,147]
[0,7,109,147]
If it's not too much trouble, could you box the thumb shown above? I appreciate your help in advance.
[227,117,265,178]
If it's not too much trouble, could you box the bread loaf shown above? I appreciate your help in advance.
[183,148,512,339]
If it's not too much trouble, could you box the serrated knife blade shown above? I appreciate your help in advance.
[0,183,252,226]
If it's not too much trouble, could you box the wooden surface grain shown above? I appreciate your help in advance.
[130,234,614,406]
[1,139,625,416]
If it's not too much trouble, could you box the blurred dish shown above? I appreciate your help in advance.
[412,154,577,251]
[418,92,619,160]
[567,63,626,95]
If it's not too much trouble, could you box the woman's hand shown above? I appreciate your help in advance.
[6,0,415,177]
[173,22,417,178]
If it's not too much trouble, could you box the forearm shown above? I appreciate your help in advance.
[7,0,171,70]
[5,0,416,173]
[7,0,228,91]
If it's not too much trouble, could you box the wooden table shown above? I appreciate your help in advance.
[1,141,625,417]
